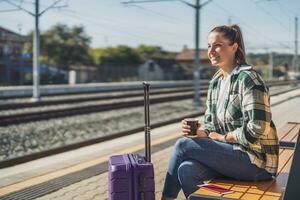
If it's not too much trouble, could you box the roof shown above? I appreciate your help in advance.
[176,48,209,61]
[0,26,30,43]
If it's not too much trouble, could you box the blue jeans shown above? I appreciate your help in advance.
[162,137,273,198]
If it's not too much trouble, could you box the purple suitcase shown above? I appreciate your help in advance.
[108,82,155,200]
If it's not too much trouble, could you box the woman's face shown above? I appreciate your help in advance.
[207,31,237,68]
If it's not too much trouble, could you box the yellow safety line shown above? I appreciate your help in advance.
[0,132,181,197]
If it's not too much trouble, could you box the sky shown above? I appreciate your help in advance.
[0,0,299,54]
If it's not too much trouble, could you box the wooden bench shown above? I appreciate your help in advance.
[189,122,300,200]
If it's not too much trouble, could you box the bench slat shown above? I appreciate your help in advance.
[280,124,300,143]
[277,123,297,141]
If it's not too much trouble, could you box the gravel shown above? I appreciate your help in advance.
[0,99,200,161]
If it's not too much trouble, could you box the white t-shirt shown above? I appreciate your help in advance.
[216,69,236,127]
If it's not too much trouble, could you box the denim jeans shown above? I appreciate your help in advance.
[162,137,273,198]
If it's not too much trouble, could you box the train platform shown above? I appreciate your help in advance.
[1,88,300,200]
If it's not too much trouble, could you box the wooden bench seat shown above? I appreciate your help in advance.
[278,122,300,148]
[189,122,300,200]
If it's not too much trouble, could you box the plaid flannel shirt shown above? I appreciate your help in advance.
[204,64,279,176]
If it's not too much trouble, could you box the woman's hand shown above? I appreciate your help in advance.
[208,132,237,143]
[181,119,208,138]
[208,132,225,142]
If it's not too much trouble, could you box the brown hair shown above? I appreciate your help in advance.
[210,24,247,65]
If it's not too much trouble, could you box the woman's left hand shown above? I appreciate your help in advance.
[208,132,225,142]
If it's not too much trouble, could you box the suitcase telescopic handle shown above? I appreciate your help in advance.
[143,82,151,162]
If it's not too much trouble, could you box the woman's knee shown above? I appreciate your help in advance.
[177,160,219,183]
[177,160,199,181]
[177,161,205,198]
[174,137,191,153]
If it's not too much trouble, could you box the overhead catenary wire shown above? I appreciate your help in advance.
[249,0,292,36]
[65,8,190,37]
[123,3,187,24]
[211,0,292,51]
[59,9,185,49]
[274,0,298,17]
[273,0,294,19]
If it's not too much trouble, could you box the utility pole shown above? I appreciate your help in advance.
[122,0,212,107]
[2,0,67,101]
[194,0,201,107]
[32,0,40,102]
[269,51,273,81]
[228,17,232,25]
[293,15,298,77]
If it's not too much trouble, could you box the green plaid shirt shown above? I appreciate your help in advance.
[204,64,279,176]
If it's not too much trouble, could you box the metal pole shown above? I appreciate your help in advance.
[269,51,273,81]
[295,16,298,76]
[193,0,200,107]
[32,0,40,101]
[143,82,151,162]
[228,18,232,25]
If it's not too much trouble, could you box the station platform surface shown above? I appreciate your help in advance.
[1,88,300,200]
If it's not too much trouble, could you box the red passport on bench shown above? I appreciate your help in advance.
[197,183,234,195]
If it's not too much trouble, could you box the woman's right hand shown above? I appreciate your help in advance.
[181,119,208,138]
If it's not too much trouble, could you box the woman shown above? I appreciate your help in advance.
[161,24,279,200]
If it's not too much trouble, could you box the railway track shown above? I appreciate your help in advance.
[0,86,207,110]
[0,81,298,126]
[0,80,294,110]
[0,91,205,126]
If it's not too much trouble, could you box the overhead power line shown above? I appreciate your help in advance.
[60,10,184,49]
[212,0,292,50]
[249,0,292,35]
[123,4,186,23]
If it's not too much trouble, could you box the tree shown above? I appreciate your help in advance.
[135,45,162,60]
[91,45,141,66]
[25,24,92,70]
[135,44,177,60]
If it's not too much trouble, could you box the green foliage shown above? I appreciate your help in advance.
[90,45,141,66]
[25,24,91,70]
[90,44,177,67]
[135,44,176,60]
[134,44,162,60]
[41,24,91,70]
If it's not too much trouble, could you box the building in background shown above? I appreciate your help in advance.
[0,26,69,86]
[0,26,30,85]
[175,45,216,79]
[68,65,100,84]
[138,58,187,81]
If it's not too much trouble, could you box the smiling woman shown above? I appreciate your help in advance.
[208,25,246,76]
[160,24,279,200]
